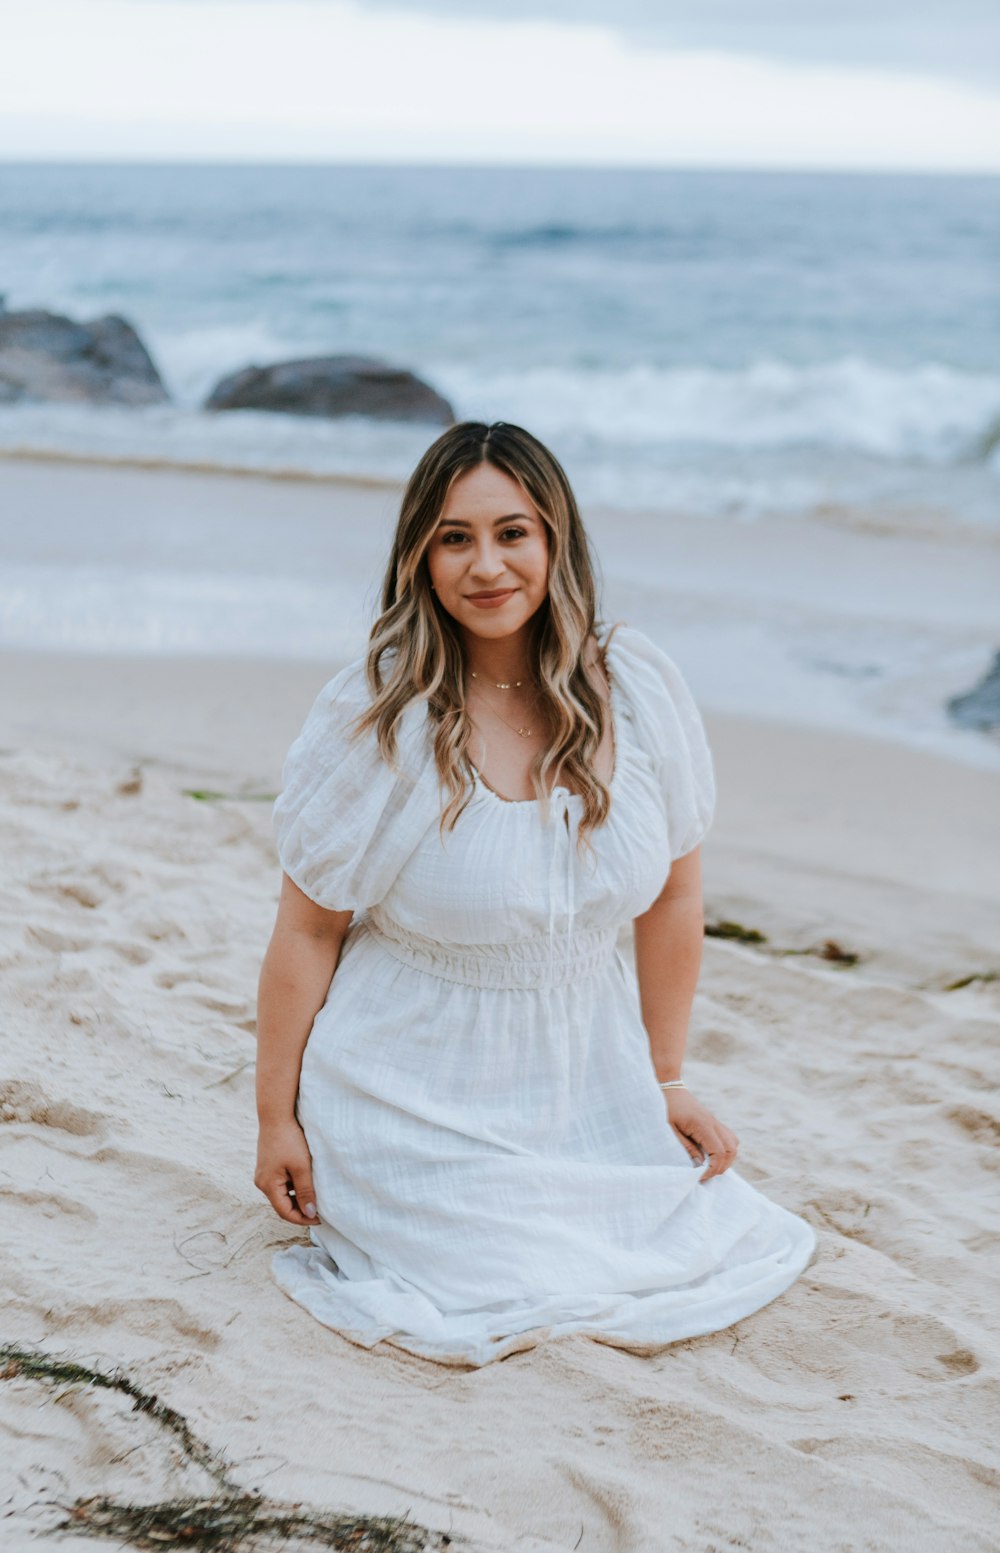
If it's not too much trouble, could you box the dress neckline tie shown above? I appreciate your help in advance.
[546,788,576,987]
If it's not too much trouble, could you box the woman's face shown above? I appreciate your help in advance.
[426,462,550,643]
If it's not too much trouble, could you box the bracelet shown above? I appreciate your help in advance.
[658,1079,686,1090]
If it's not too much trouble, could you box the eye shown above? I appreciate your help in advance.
[500,526,527,541]
[441,531,468,545]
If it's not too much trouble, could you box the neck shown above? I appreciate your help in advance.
[462,625,535,685]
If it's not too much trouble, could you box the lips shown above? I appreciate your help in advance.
[464,588,519,610]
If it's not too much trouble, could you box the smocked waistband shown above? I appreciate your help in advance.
[363,912,617,990]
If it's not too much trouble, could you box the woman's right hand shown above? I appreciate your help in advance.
[254,1118,320,1226]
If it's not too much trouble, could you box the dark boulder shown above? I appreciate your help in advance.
[0,306,169,405]
[204,354,454,425]
[947,650,1000,731]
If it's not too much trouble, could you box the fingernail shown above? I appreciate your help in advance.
[304,1203,317,1218]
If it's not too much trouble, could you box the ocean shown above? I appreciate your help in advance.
[1,161,999,523]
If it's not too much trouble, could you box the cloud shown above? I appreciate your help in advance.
[3,0,1000,168]
[352,0,1000,90]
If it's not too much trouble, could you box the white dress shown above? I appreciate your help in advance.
[270,624,816,1366]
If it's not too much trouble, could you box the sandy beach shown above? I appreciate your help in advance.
[2,457,999,1551]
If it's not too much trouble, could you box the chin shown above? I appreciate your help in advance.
[460,605,537,639]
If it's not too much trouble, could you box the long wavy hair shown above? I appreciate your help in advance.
[352,420,614,844]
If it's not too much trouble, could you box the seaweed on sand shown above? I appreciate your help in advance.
[705,918,862,966]
[705,919,768,944]
[1,1344,456,1552]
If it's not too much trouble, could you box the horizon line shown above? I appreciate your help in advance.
[1,155,999,178]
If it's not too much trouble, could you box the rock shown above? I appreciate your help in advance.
[947,650,1000,731]
[0,308,169,406]
[204,354,454,424]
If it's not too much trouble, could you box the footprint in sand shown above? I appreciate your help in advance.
[0,1079,104,1137]
[152,969,251,1018]
[747,1280,981,1391]
[945,1104,1000,1148]
[43,1295,220,1350]
[24,924,92,954]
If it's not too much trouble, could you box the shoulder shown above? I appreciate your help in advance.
[272,654,438,911]
[601,623,716,859]
[287,653,429,773]
[274,651,435,834]
[297,654,371,728]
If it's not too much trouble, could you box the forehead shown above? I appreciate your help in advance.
[438,462,540,522]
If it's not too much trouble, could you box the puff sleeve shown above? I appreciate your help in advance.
[272,659,439,912]
[607,625,717,860]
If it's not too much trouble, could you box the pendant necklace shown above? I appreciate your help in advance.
[478,699,535,740]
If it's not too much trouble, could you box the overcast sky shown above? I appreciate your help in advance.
[362,0,1000,90]
[2,0,999,169]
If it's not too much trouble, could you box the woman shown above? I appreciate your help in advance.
[255,420,816,1367]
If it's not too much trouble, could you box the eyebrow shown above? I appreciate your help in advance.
[436,513,536,528]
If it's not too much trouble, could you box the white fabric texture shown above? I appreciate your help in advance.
[270,623,817,1366]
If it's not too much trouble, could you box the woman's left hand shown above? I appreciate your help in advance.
[664,1088,739,1182]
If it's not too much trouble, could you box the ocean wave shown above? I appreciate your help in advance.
[0,358,998,526]
[7,352,993,467]
[433,357,1000,465]
[139,326,1000,466]
[149,318,316,405]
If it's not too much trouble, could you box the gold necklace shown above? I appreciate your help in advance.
[469,669,533,690]
[469,680,540,740]
[477,699,536,740]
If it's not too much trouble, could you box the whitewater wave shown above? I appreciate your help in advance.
[0,357,997,524]
[0,402,425,485]
[5,355,1000,462]
[434,357,1000,465]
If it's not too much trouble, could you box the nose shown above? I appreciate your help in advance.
[468,538,506,582]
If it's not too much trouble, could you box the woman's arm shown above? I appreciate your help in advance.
[633,847,739,1182]
[254,873,353,1225]
[633,847,705,1082]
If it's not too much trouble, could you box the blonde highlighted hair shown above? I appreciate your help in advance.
[353,420,614,843]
